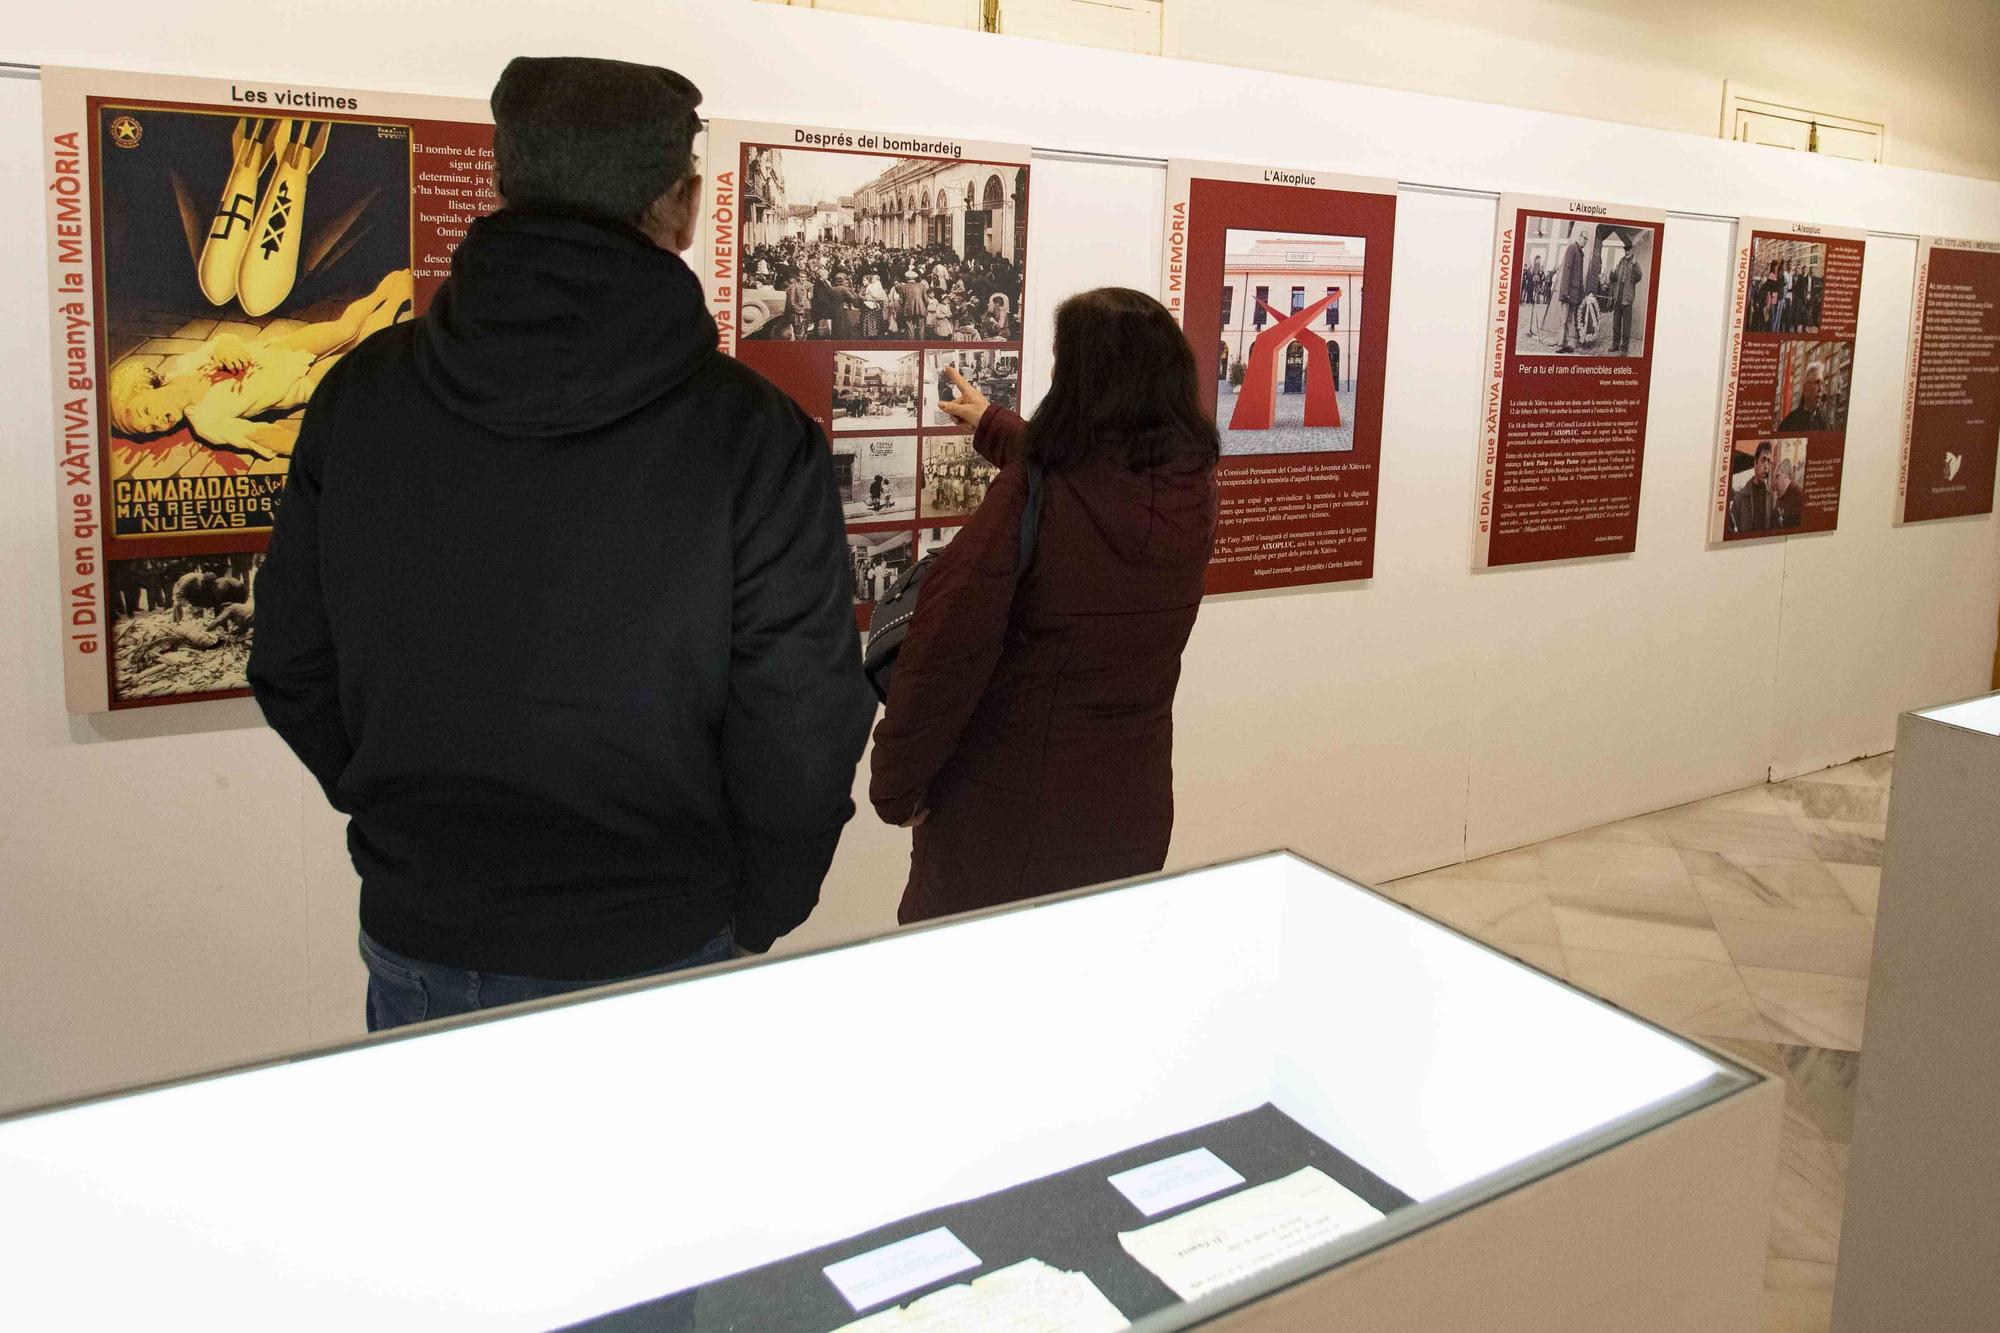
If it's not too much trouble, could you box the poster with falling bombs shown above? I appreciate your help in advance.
[41,67,493,712]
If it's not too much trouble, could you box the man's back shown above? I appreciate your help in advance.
[251,209,875,980]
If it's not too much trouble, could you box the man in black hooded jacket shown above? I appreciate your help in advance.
[250,57,875,1031]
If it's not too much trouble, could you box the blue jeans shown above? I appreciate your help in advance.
[359,927,735,1033]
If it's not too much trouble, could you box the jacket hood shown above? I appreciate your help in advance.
[1068,456,1219,571]
[415,210,717,437]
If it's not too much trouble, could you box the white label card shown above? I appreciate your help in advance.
[831,1258,1130,1332]
[1117,1166,1385,1302]
[1107,1147,1246,1217]
[824,1227,983,1312]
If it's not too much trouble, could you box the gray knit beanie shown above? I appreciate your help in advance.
[491,56,703,224]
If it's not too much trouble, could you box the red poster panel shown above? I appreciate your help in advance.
[1473,195,1667,569]
[41,67,493,713]
[1709,219,1867,542]
[1164,160,1396,595]
[1898,237,2000,524]
[700,121,1031,628]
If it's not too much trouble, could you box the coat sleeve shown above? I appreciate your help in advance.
[248,365,353,812]
[723,407,878,953]
[971,405,1028,468]
[868,465,1027,825]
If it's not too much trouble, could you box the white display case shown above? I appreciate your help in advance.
[0,851,1777,1330]
[1835,692,2000,1332]
[1910,689,2000,737]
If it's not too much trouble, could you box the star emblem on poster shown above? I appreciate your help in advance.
[109,115,143,149]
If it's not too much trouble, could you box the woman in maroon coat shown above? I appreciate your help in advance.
[871,287,1219,923]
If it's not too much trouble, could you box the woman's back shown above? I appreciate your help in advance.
[871,286,1220,922]
[871,407,1215,922]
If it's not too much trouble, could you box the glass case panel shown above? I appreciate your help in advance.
[1916,690,2000,736]
[0,851,1756,1330]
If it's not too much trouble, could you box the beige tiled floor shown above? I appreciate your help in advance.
[1383,754,1891,1333]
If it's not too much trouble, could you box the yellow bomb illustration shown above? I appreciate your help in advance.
[196,118,281,306]
[236,120,331,318]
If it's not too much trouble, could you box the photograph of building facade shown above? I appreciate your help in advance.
[744,148,836,246]
[831,436,918,523]
[743,147,790,247]
[848,158,1027,264]
[833,349,921,430]
[1218,232,1366,394]
[741,146,1026,264]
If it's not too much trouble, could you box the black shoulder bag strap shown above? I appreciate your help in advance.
[1016,459,1044,583]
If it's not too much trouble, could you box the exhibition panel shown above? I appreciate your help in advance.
[700,118,1031,628]
[1473,194,1667,569]
[0,853,1766,1330]
[1709,218,1868,542]
[1896,237,2000,524]
[1160,159,1396,594]
[39,67,494,714]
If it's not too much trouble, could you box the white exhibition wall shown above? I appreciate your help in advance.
[3,0,1997,1112]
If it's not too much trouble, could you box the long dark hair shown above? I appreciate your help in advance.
[1025,287,1220,473]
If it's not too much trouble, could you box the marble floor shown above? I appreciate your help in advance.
[1382,752,1891,1333]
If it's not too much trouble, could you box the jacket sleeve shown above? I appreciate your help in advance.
[724,409,877,953]
[971,405,1028,468]
[868,465,1027,825]
[248,368,353,812]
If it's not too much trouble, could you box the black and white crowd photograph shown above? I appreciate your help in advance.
[833,349,921,431]
[739,143,1026,343]
[920,438,1000,519]
[1514,215,1656,358]
[925,348,1020,429]
[832,436,918,523]
[108,554,260,700]
[1746,237,1828,334]
[847,528,914,605]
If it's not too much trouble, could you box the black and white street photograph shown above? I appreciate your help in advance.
[1514,215,1656,358]
[920,524,963,557]
[925,348,1020,429]
[107,553,260,700]
[920,438,1000,520]
[833,436,918,523]
[740,143,1026,343]
[847,528,914,606]
[833,350,921,432]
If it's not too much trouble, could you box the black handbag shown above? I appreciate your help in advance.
[862,461,1042,703]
